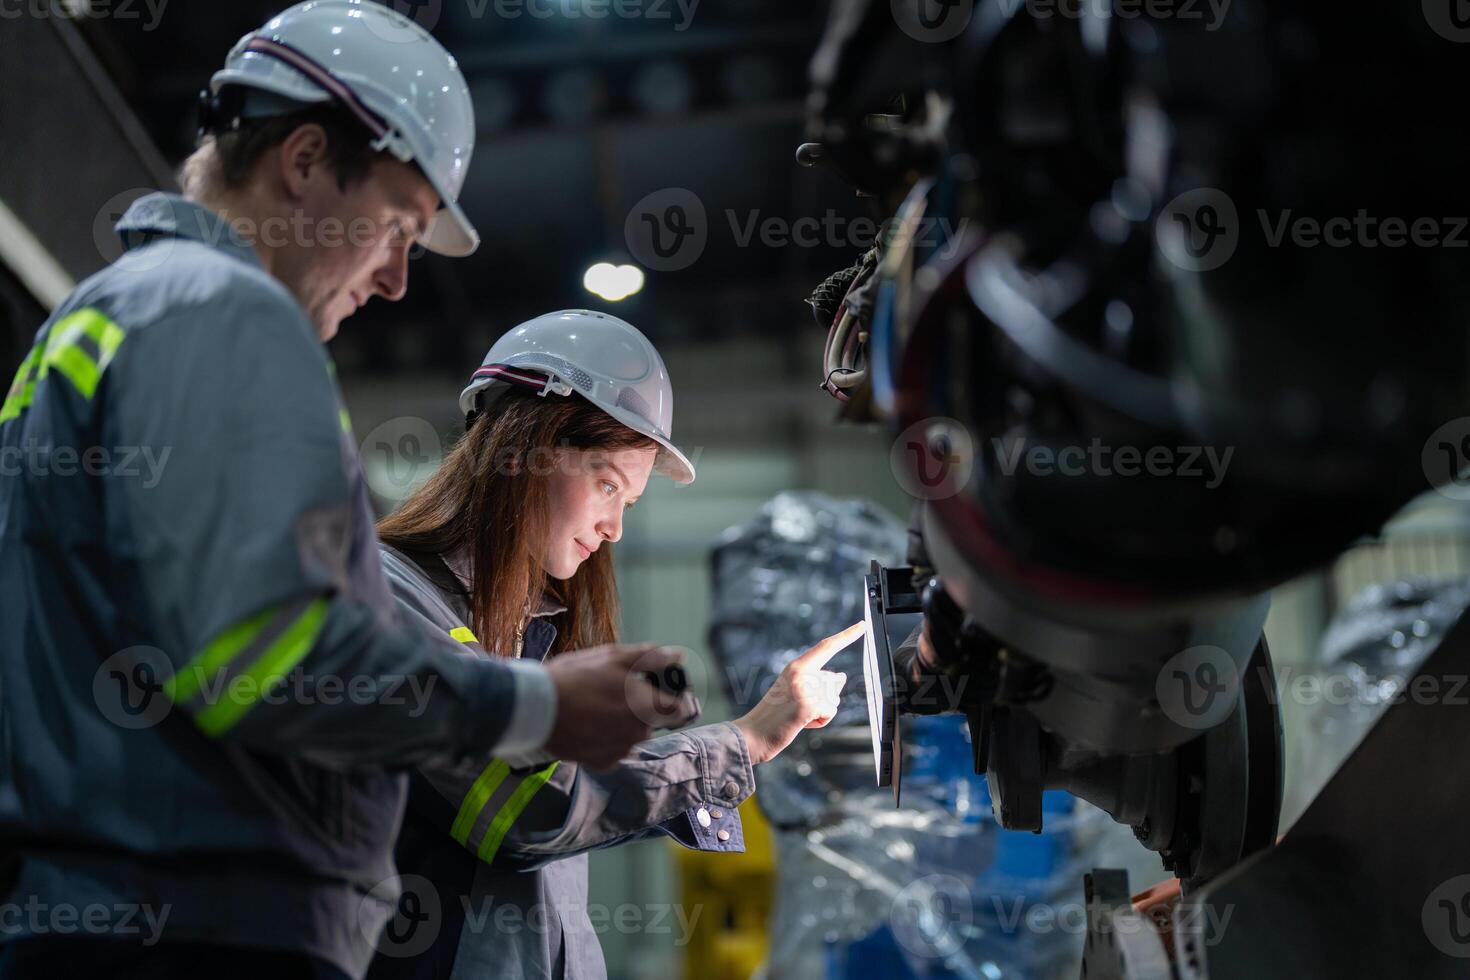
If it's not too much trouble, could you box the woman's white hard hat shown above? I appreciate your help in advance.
[461,310,696,485]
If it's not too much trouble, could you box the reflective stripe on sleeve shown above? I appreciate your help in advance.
[474,763,559,865]
[39,308,125,401]
[166,597,331,737]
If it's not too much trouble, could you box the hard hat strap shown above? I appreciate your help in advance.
[471,364,573,398]
[243,36,392,147]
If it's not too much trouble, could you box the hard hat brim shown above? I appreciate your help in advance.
[459,377,696,485]
[421,194,480,257]
[598,401,697,486]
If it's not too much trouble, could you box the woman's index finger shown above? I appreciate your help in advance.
[791,621,865,669]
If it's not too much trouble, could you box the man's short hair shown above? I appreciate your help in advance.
[184,99,381,200]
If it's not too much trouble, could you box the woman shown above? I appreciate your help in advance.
[366,310,860,979]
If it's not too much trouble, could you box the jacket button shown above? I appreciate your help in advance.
[697,807,711,828]
[717,829,730,842]
[710,810,722,820]
[723,780,740,798]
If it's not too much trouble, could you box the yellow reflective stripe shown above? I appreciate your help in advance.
[45,345,102,402]
[338,407,352,433]
[451,759,510,846]
[0,347,39,423]
[194,598,330,737]
[476,763,559,865]
[39,308,125,400]
[164,605,278,704]
[449,626,478,644]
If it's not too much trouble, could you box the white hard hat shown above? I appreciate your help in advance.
[460,310,696,485]
[210,0,478,257]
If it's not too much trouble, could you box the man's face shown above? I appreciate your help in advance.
[271,152,439,341]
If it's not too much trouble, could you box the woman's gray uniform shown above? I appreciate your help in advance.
[367,544,755,980]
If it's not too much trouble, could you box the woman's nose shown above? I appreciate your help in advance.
[598,508,624,544]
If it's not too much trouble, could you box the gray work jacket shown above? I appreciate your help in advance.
[0,193,542,978]
[368,545,755,980]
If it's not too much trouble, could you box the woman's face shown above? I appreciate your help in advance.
[539,445,657,580]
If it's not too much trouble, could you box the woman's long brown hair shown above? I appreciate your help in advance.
[377,387,658,658]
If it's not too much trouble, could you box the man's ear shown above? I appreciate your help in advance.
[276,123,331,201]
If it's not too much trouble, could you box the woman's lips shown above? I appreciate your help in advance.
[576,541,591,560]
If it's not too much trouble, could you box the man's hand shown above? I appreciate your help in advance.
[734,622,863,766]
[542,644,687,771]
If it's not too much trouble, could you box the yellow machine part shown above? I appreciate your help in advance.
[672,795,776,980]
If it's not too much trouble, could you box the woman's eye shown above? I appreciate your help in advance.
[600,480,618,496]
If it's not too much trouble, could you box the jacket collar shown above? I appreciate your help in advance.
[442,545,567,619]
[114,192,265,270]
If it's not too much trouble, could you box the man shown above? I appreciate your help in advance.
[0,3,681,978]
